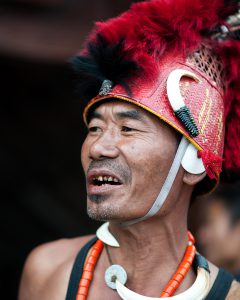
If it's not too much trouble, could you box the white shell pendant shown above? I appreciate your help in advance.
[181,143,205,175]
[105,264,128,290]
[96,222,120,247]
[115,267,210,300]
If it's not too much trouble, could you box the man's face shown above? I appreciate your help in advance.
[81,101,179,221]
[198,199,240,267]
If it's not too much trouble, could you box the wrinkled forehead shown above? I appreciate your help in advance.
[87,99,157,124]
[87,98,181,142]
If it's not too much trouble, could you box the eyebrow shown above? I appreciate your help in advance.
[89,111,103,121]
[116,110,143,121]
[89,109,143,122]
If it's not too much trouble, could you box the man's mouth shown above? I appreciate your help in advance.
[91,175,121,186]
[87,170,123,194]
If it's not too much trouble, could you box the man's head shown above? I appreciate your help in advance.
[72,0,240,224]
[198,182,240,272]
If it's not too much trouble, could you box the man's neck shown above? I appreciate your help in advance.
[224,255,240,276]
[106,207,195,296]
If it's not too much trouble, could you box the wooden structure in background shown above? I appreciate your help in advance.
[0,0,135,61]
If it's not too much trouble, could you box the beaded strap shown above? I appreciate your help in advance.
[76,240,104,300]
[160,244,196,297]
[160,231,196,297]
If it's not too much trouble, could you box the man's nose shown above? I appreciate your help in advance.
[89,131,120,160]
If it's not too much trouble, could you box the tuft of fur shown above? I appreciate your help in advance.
[72,0,225,103]
[71,35,141,102]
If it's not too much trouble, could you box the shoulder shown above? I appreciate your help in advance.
[19,235,94,300]
[207,261,240,300]
[226,280,240,300]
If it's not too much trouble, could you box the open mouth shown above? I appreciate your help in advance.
[91,175,122,186]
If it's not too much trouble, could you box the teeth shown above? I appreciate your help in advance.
[94,175,120,183]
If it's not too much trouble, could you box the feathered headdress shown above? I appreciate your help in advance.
[72,0,240,185]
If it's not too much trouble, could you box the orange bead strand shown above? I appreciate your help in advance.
[76,231,196,299]
[76,239,104,300]
[160,231,196,297]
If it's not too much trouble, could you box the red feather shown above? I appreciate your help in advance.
[87,0,225,78]
[217,40,240,176]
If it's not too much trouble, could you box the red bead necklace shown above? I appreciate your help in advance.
[76,232,196,300]
[76,240,104,300]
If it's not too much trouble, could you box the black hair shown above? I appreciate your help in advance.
[210,181,240,225]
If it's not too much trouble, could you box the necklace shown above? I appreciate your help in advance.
[76,239,104,300]
[161,231,196,297]
[75,223,210,299]
[104,231,196,297]
[115,262,210,300]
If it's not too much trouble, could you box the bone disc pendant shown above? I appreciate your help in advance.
[105,264,127,290]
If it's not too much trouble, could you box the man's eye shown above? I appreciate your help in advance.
[88,126,101,132]
[121,126,134,132]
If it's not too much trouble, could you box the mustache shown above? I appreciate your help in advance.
[87,159,131,183]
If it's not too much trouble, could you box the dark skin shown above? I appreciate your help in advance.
[198,199,240,275]
[83,101,181,222]
[19,101,227,300]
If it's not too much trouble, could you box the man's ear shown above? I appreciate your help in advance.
[183,171,206,186]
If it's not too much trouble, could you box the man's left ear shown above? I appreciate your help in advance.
[183,171,207,186]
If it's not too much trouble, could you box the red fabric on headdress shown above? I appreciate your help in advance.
[198,150,223,180]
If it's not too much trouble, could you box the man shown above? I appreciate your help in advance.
[19,0,240,299]
[198,182,240,281]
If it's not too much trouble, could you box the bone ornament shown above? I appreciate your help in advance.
[167,69,205,175]
[96,222,120,247]
[181,142,205,175]
[115,266,210,300]
[105,264,127,290]
[96,224,210,300]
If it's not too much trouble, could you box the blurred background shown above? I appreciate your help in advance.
[1,1,240,299]
[189,181,240,282]
[0,1,140,299]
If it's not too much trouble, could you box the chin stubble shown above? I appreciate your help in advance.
[87,201,121,221]
[88,194,109,203]
[86,159,131,220]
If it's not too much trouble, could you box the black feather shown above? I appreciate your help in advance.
[70,34,141,103]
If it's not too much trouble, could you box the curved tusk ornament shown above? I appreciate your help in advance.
[96,222,120,247]
[167,69,200,138]
[167,69,200,111]
[116,267,210,300]
[167,69,205,175]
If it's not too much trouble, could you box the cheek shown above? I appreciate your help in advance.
[122,138,175,165]
[206,218,232,261]
[81,139,90,172]
[225,228,240,257]
[122,139,174,192]
[210,217,229,243]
